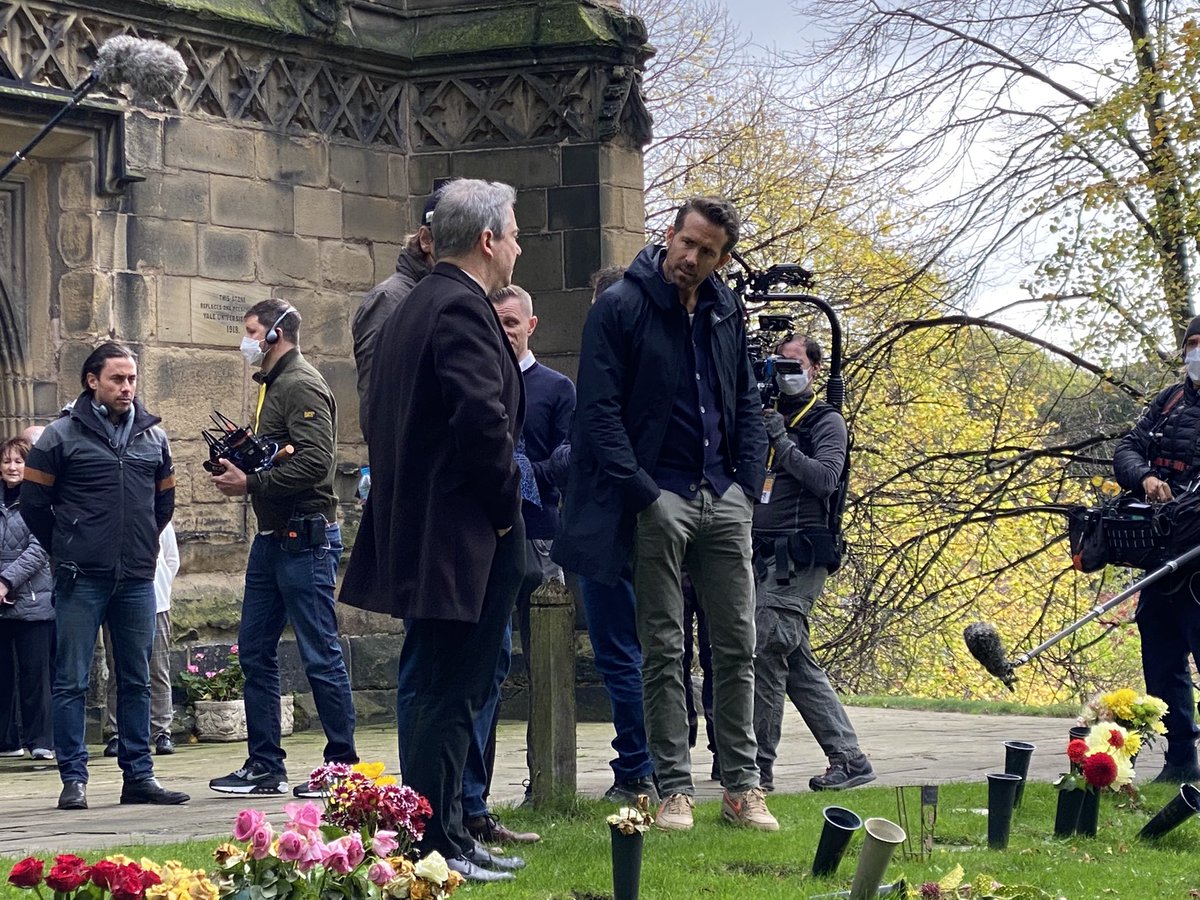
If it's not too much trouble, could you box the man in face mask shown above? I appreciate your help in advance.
[208,298,358,798]
[1112,315,1200,784]
[752,334,876,794]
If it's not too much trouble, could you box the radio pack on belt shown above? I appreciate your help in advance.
[281,513,329,552]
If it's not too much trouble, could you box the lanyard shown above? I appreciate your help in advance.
[766,394,817,470]
[254,383,267,433]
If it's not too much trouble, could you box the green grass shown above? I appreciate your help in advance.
[3,783,1198,898]
[846,695,1081,719]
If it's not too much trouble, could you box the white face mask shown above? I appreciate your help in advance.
[240,336,266,367]
[776,370,810,396]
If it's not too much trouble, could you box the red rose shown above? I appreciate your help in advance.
[1082,752,1118,789]
[110,868,146,900]
[46,862,90,893]
[54,855,88,871]
[1066,739,1089,764]
[91,859,120,890]
[8,858,45,889]
[138,868,161,890]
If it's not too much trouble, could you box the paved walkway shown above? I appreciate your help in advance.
[0,706,1131,855]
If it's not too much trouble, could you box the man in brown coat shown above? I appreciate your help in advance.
[340,178,525,882]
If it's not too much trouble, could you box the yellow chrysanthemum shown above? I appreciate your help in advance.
[1124,730,1142,757]
[1103,688,1138,722]
[376,775,398,787]
[353,761,387,781]
[106,854,136,866]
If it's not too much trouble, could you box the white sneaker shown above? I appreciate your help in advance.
[656,793,695,831]
[721,787,779,831]
[0,749,24,758]
[31,748,55,760]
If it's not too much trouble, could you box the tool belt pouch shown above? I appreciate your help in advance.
[281,513,328,552]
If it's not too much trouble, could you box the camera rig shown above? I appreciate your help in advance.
[201,410,292,475]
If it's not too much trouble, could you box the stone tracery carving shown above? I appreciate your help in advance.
[1,0,651,150]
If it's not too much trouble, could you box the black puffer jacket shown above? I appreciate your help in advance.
[21,394,174,581]
[0,496,53,622]
[1113,379,1200,495]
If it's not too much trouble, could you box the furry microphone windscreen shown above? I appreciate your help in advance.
[94,36,187,104]
[963,621,1015,686]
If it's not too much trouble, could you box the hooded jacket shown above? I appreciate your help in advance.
[0,492,53,622]
[553,244,767,584]
[20,394,174,581]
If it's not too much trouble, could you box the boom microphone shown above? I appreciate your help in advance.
[1,36,187,182]
[963,622,1016,690]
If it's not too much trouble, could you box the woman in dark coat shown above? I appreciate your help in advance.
[0,436,55,759]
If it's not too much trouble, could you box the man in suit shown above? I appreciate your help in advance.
[340,178,526,883]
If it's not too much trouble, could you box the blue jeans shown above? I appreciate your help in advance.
[462,619,512,818]
[580,571,653,782]
[52,571,154,785]
[240,524,357,775]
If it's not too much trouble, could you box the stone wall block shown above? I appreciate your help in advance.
[126,113,164,171]
[256,132,329,187]
[563,229,601,290]
[200,227,256,281]
[548,184,600,231]
[407,154,451,194]
[561,144,599,186]
[601,228,645,272]
[314,358,358,434]
[347,634,404,690]
[57,211,93,267]
[272,289,349,356]
[371,243,402,284]
[137,347,248,440]
[295,187,344,238]
[622,187,645,234]
[165,119,256,177]
[211,176,294,232]
[513,233,562,293]
[260,234,321,287]
[516,188,547,231]
[128,173,209,222]
[58,161,95,210]
[58,271,97,333]
[451,146,560,187]
[320,241,375,290]
[330,145,391,195]
[523,290,589,356]
[129,217,198,276]
[387,153,409,198]
[343,194,406,242]
[113,272,155,342]
[599,142,646,191]
[157,275,192,343]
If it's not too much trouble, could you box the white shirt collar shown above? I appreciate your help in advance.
[519,351,536,372]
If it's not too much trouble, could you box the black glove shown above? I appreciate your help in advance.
[764,411,788,442]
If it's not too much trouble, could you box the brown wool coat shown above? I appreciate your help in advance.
[339,263,524,623]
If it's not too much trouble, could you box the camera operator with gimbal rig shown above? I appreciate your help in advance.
[1112,315,1200,785]
[751,332,876,793]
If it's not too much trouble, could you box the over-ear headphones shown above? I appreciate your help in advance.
[265,306,298,344]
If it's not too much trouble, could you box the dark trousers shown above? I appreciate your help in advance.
[0,619,54,751]
[396,522,525,859]
[1137,574,1200,767]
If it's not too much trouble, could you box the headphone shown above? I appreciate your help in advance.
[265,306,298,344]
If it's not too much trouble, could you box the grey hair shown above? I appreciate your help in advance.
[431,179,517,260]
[490,284,533,317]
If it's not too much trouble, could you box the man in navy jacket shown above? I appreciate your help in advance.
[555,197,774,831]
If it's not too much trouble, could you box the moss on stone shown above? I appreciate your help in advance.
[141,0,308,35]
[408,3,632,60]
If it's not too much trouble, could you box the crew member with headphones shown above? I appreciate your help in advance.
[209,299,359,797]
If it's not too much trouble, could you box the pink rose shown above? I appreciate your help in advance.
[367,861,395,887]
[321,843,352,875]
[277,831,305,862]
[371,830,399,857]
[342,833,365,869]
[232,809,267,842]
[283,801,323,836]
[250,822,274,860]
[205,671,217,679]
[230,644,239,653]
[299,838,327,872]
[186,664,199,674]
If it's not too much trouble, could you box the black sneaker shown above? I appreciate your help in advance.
[209,761,289,795]
[293,781,331,799]
[102,737,119,758]
[604,777,660,806]
[809,752,876,791]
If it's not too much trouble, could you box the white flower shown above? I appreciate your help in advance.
[1086,723,1135,760]
[413,851,449,885]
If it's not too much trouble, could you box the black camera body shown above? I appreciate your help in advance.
[749,313,804,407]
[201,410,280,475]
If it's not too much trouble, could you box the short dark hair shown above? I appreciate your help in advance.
[674,197,740,255]
[590,266,625,300]
[245,298,301,344]
[80,342,137,390]
[0,437,31,462]
[776,333,822,367]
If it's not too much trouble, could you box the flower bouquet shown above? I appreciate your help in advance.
[213,762,461,900]
[1053,724,1137,837]
[177,645,245,703]
[1080,688,1167,748]
[8,853,217,900]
